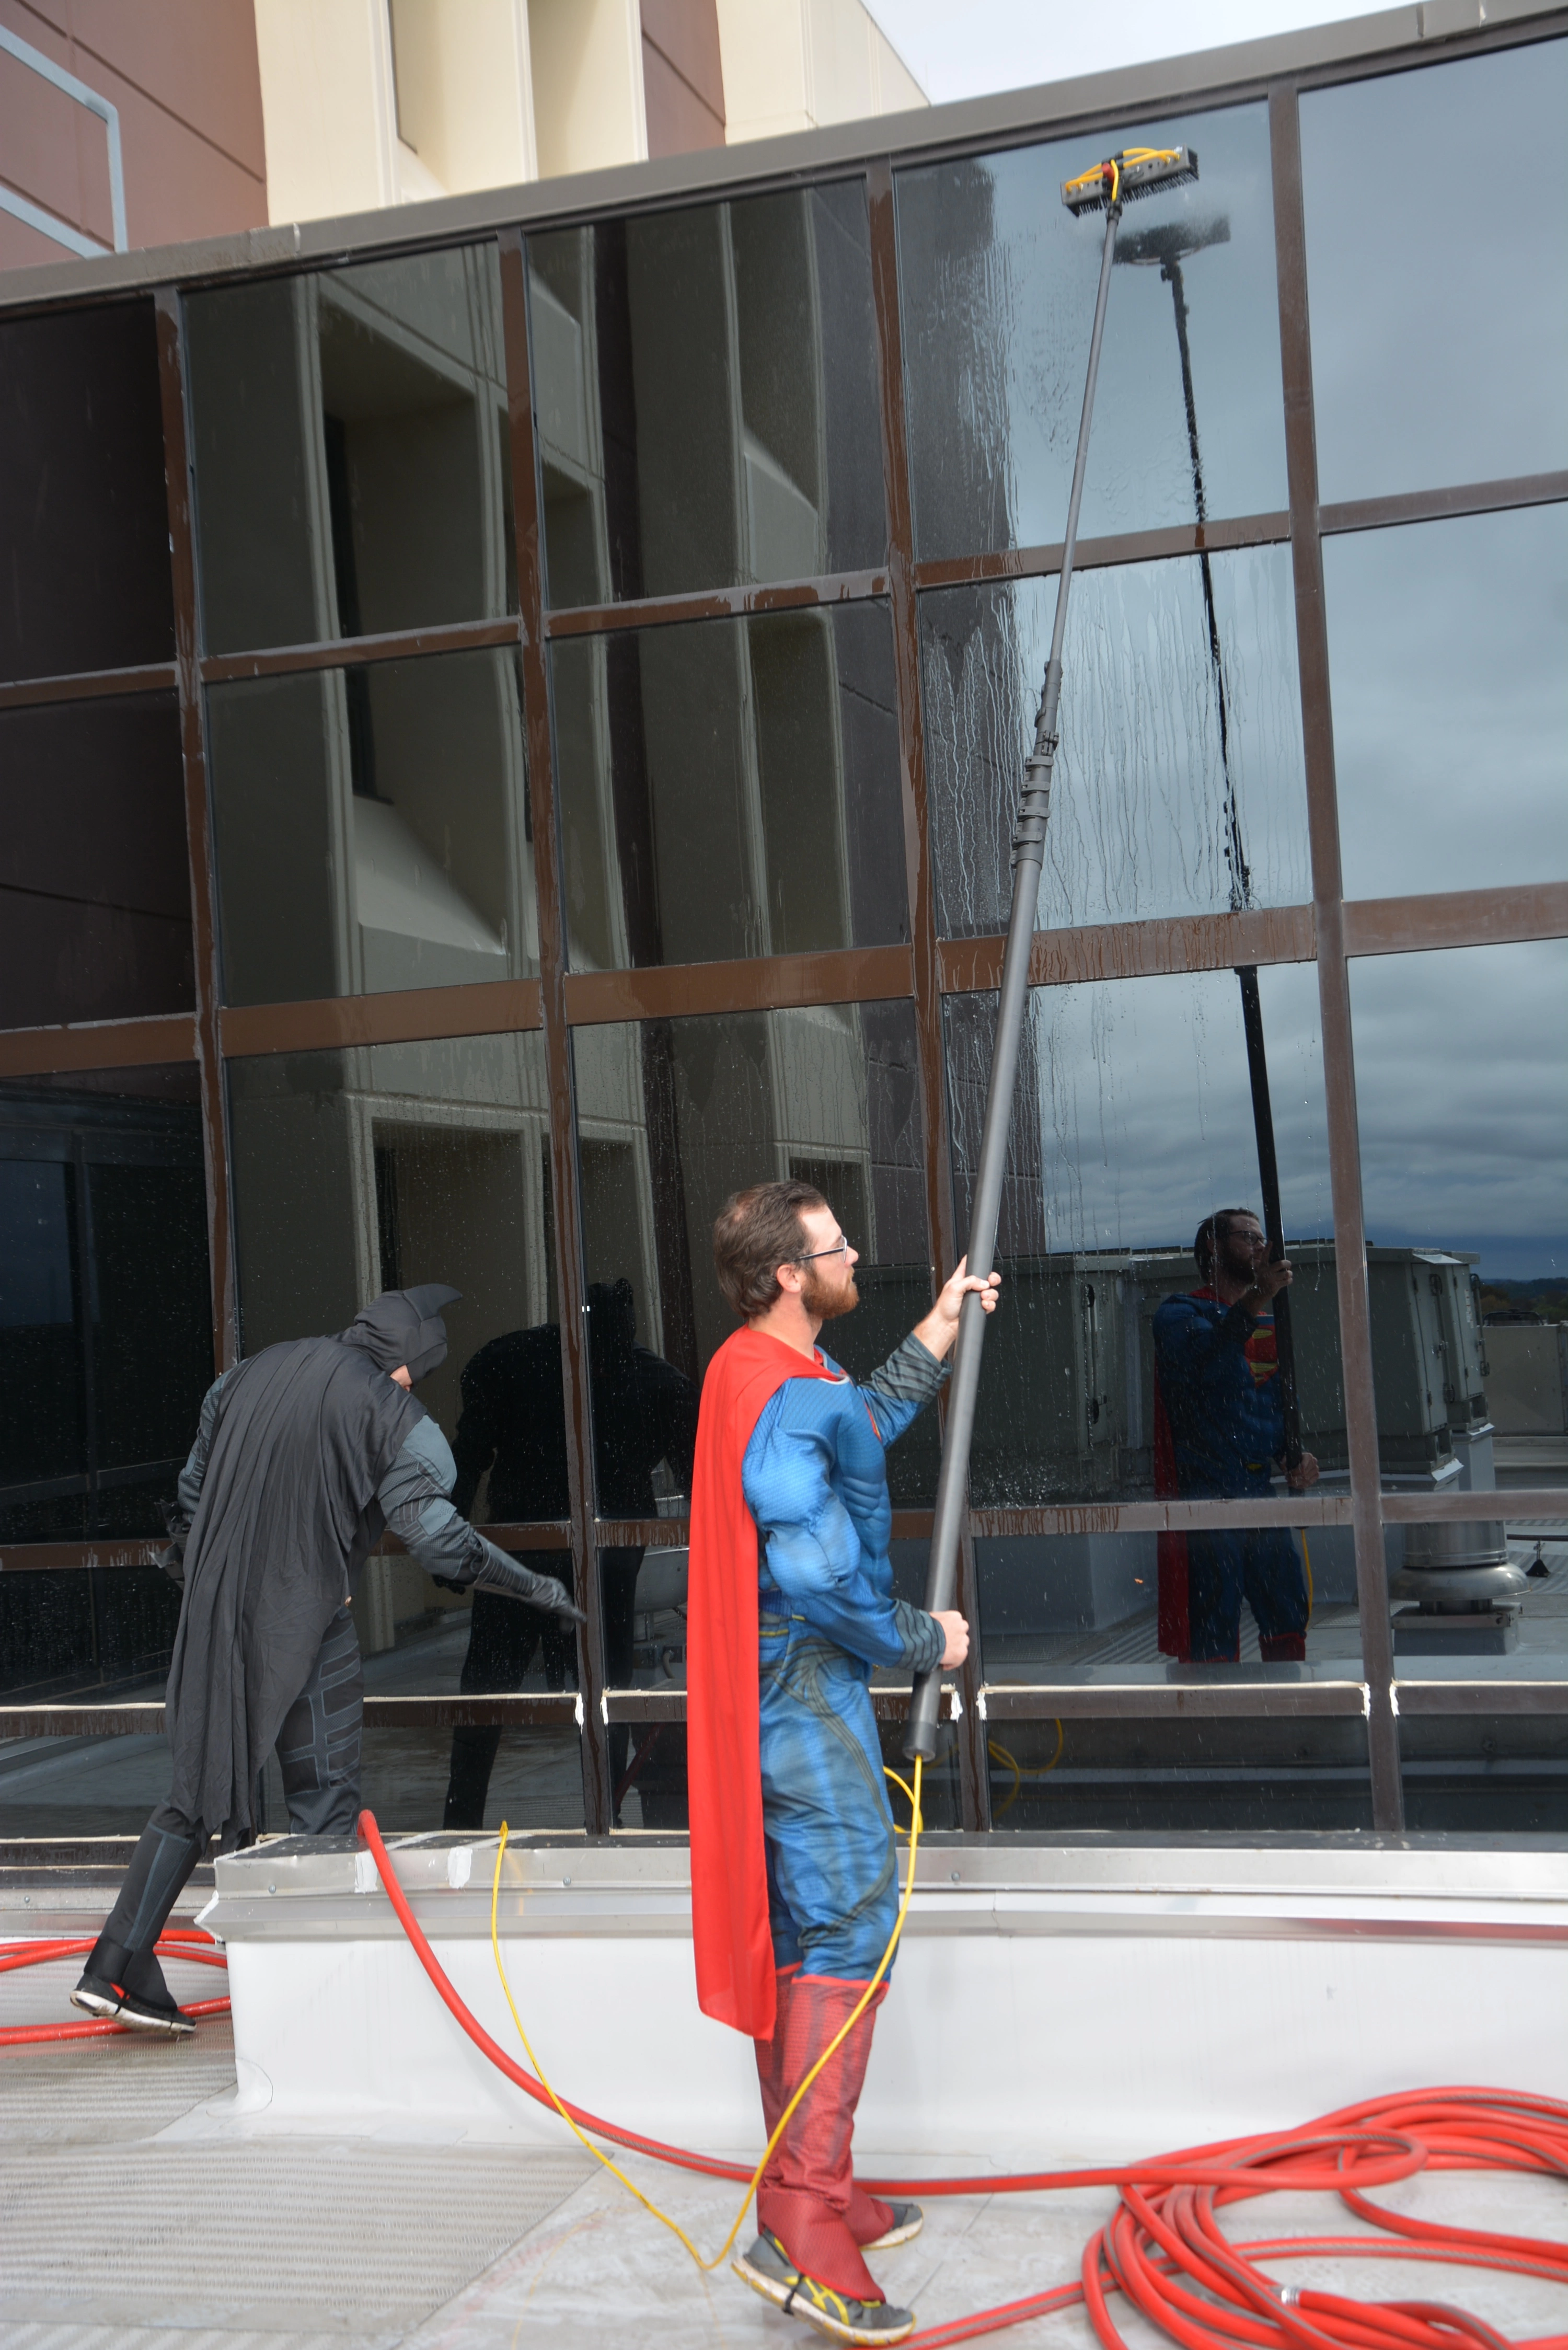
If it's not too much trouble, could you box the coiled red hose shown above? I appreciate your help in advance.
[0,1929,229,2045]
[358,1812,1568,2350]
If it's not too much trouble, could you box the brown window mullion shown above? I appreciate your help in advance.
[154,284,236,1376]
[499,227,611,1836]
[868,157,990,1831]
[1269,85,1400,1831]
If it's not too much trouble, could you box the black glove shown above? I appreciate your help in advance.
[474,1541,587,1625]
[159,1511,191,1586]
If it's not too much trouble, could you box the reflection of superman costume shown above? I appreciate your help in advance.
[688,1324,946,2302]
[1151,1288,1308,1664]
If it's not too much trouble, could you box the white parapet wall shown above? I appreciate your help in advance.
[186,1836,1567,2161]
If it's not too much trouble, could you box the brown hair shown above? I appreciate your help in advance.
[713,1181,827,1318]
[1194,1206,1260,1278]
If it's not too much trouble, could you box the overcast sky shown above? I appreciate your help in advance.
[863,1,1362,105]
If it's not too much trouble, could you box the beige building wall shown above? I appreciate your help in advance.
[526,0,647,180]
[716,0,924,145]
[255,0,923,228]
[254,0,402,221]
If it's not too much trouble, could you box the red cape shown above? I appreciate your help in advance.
[687,1326,838,2041]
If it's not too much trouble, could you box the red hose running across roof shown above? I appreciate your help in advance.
[0,1931,229,2044]
[356,1813,1568,2350]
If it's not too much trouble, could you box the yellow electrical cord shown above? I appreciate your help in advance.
[988,1723,1064,1819]
[488,1754,925,2275]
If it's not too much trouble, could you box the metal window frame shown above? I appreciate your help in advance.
[0,25,127,260]
[1,1,1565,1846]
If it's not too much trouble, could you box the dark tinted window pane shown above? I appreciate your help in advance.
[572,1001,933,1511]
[597,1695,960,1836]
[978,1522,1362,1686]
[0,300,174,681]
[0,1065,211,1566]
[187,246,514,654]
[316,1721,584,1836]
[1349,942,1568,1529]
[556,604,906,969]
[1302,42,1568,502]
[207,649,537,1005]
[0,694,193,1028]
[227,1032,583,1807]
[946,965,1340,1508]
[226,1030,558,1525]
[1324,504,1568,900]
[897,104,1285,561]
[0,1711,581,1835]
[1401,1713,1567,1831]
[922,548,1307,939]
[983,1715,1372,1834]
[529,182,886,606]
[0,1731,189,1835]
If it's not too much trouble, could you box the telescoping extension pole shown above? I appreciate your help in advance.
[906,146,1200,1763]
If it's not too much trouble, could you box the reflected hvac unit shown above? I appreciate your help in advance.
[965,1240,1526,1655]
[969,1242,1496,1504]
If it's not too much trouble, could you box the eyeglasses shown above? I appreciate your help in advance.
[799,1235,852,1262]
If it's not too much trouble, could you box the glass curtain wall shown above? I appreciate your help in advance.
[1,21,1564,1847]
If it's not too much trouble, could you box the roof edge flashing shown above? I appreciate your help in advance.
[0,0,1561,311]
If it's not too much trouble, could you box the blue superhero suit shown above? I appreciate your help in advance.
[1151,1292,1309,1663]
[742,1334,946,1982]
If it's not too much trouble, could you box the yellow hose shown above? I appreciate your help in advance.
[488,1754,925,2273]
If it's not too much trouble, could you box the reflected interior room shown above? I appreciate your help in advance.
[227,1031,581,1833]
[571,999,961,1831]
[207,649,539,1006]
[529,181,887,606]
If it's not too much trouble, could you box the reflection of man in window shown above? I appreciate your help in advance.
[441,1278,698,1828]
[1152,1209,1319,1664]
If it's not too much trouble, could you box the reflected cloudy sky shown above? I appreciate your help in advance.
[1302,40,1568,504]
[1349,941,1566,1283]
[1324,504,1567,902]
[899,101,1286,556]
[948,962,1331,1262]
[924,544,1309,937]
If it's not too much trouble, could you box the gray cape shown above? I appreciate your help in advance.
[163,1291,453,1835]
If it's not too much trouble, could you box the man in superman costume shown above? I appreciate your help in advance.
[1151,1208,1318,1664]
[688,1180,996,2346]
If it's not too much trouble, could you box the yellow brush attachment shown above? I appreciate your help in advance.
[1062,145,1198,214]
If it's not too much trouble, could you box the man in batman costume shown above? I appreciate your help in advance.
[71,1284,584,2037]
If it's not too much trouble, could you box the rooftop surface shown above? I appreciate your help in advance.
[3,1920,1563,2348]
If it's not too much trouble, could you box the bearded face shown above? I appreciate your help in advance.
[800,1255,859,1322]
[1219,1218,1267,1287]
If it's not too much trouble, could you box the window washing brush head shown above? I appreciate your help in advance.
[1062,146,1198,215]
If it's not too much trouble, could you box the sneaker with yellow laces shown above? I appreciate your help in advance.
[733,2228,915,2345]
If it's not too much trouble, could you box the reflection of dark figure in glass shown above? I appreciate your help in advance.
[442,1278,699,1828]
[1152,1210,1320,1664]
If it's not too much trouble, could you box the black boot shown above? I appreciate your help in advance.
[73,1806,207,2036]
[72,1936,195,2037]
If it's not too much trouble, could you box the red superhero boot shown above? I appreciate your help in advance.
[736,1975,916,2345]
[753,1971,924,2256]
